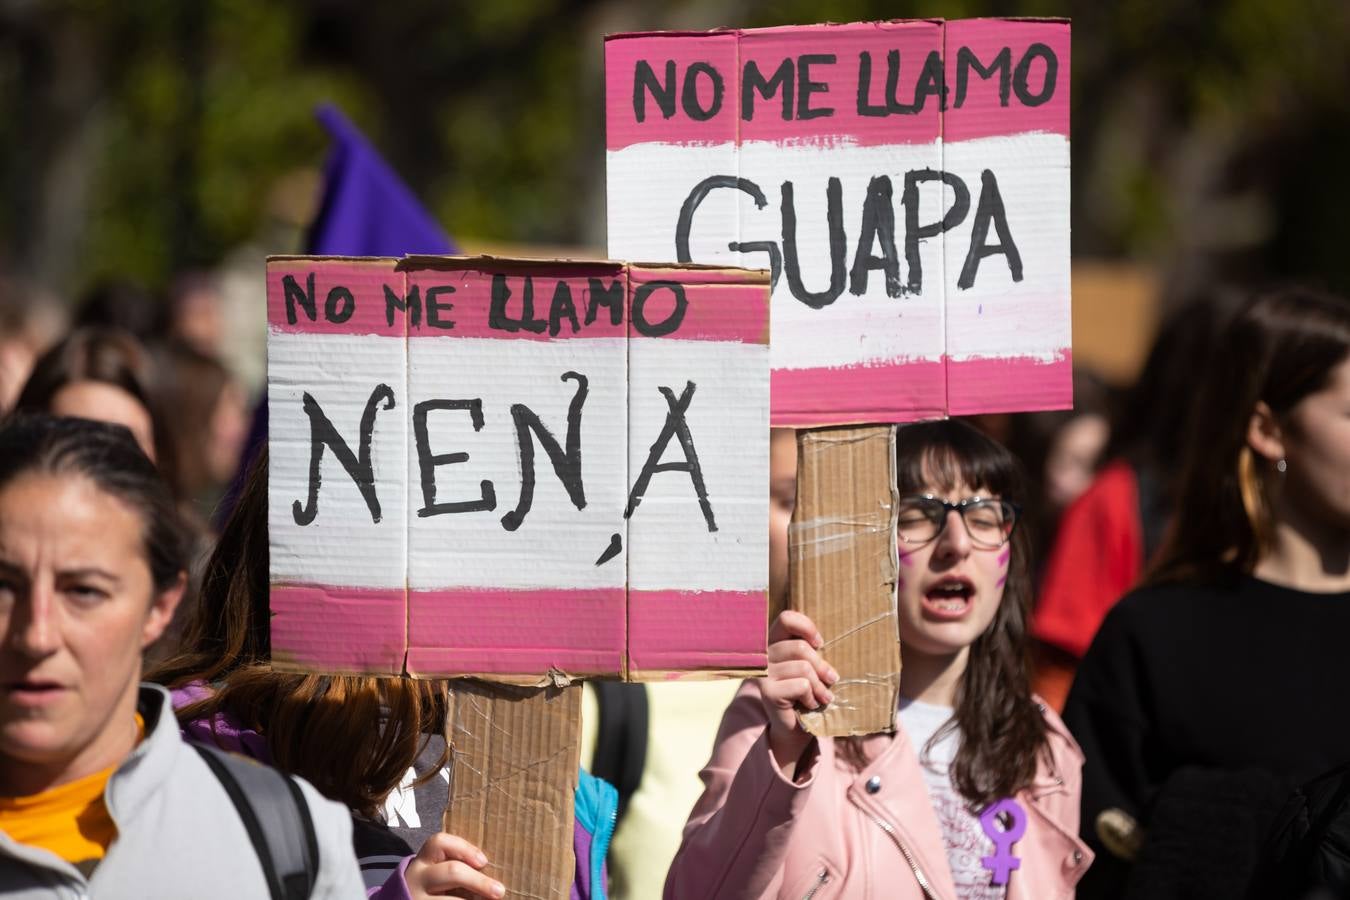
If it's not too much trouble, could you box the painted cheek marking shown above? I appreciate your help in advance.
[898,547,915,567]
[995,548,1010,588]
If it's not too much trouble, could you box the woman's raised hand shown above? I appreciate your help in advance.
[404,833,505,899]
[762,610,839,779]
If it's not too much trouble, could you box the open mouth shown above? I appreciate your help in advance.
[921,578,975,619]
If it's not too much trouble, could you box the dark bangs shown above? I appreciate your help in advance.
[894,418,1026,504]
[864,416,1048,806]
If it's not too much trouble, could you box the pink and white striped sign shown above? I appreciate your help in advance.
[267,256,769,680]
[605,19,1071,425]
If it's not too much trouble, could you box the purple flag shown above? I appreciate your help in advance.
[306,104,457,256]
[223,105,456,524]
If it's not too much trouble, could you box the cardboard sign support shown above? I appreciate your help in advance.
[789,426,901,736]
[444,682,582,898]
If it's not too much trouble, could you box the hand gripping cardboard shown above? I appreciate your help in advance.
[444,681,583,899]
[789,426,901,737]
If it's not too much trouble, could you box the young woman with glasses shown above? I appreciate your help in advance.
[665,419,1092,900]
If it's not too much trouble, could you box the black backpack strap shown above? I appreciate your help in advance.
[590,681,649,825]
[194,743,319,900]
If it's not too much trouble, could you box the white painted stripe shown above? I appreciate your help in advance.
[405,336,628,591]
[607,133,1069,371]
[628,338,769,593]
[268,332,769,594]
[269,332,406,589]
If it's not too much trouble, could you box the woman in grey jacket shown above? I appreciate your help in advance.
[0,415,364,898]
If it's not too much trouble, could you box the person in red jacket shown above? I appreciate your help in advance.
[1031,291,1242,709]
[666,420,1091,900]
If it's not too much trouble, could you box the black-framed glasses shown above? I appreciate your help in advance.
[896,494,1020,550]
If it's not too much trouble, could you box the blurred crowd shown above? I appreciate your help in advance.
[0,272,250,517]
[2,236,1350,900]
[4,0,1350,893]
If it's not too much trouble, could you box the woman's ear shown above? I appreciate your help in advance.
[1246,400,1286,464]
[142,572,187,649]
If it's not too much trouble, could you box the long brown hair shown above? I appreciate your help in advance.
[159,342,233,503]
[1145,288,1350,586]
[844,420,1047,808]
[13,327,179,494]
[147,449,446,818]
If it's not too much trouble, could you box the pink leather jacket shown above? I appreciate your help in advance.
[664,681,1093,900]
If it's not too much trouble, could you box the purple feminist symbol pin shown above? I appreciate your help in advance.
[979,798,1028,885]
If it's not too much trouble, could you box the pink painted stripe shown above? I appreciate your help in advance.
[943,20,1070,142]
[771,358,946,427]
[405,587,626,677]
[606,33,738,152]
[269,583,406,675]
[739,22,942,147]
[627,272,769,344]
[267,258,404,337]
[627,589,767,672]
[607,20,1065,150]
[404,266,629,341]
[607,24,943,151]
[946,351,1072,416]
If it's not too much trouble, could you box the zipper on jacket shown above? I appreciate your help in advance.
[802,868,830,900]
[864,810,938,900]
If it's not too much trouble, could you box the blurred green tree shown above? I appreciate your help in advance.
[1,0,1348,300]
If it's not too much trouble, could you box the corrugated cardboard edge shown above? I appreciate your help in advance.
[444,681,582,899]
[603,17,1067,42]
[603,20,950,41]
[399,253,770,282]
[789,426,901,737]
[426,667,775,687]
[627,667,765,682]
[267,254,402,262]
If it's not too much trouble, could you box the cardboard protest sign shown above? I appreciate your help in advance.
[606,19,1071,426]
[609,18,1072,737]
[443,683,582,900]
[790,426,901,736]
[266,255,769,682]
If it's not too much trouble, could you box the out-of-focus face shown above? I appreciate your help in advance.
[173,287,225,357]
[0,339,35,415]
[206,380,248,485]
[0,473,180,792]
[1044,413,1109,512]
[49,381,156,462]
[1281,356,1350,532]
[768,429,797,612]
[895,476,1012,667]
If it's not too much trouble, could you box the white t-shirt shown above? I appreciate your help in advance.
[897,699,1008,900]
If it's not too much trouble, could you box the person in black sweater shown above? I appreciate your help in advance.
[1064,287,1350,900]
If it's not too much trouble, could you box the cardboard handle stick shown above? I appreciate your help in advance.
[444,681,583,899]
[788,426,902,737]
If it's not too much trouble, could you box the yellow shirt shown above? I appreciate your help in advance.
[0,714,144,874]
[581,681,740,900]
